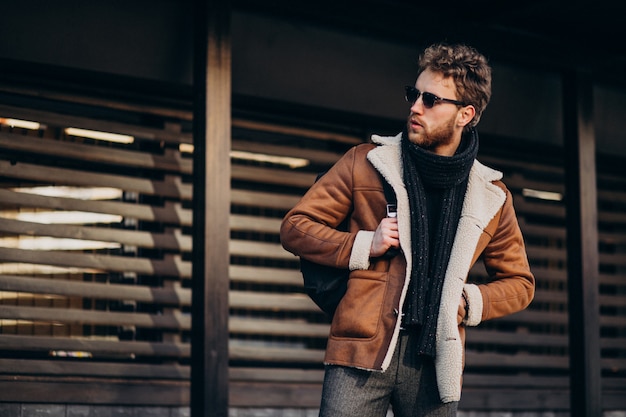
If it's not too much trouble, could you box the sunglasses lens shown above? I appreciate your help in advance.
[405,87,437,108]
[422,92,436,108]
[405,86,418,104]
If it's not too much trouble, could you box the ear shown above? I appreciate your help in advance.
[457,105,476,128]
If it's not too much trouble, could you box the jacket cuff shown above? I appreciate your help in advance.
[349,230,374,270]
[463,283,483,326]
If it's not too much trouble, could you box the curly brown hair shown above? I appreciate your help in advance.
[417,43,492,128]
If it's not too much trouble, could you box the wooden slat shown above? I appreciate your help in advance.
[0,103,192,144]
[0,379,190,405]
[0,274,191,305]
[494,309,626,328]
[229,367,324,383]
[229,317,329,338]
[515,198,565,218]
[459,387,570,410]
[0,189,191,226]
[525,245,566,261]
[466,328,567,348]
[531,289,567,304]
[231,188,300,210]
[0,160,192,200]
[230,344,325,363]
[232,118,362,146]
[463,374,569,388]
[598,230,626,245]
[230,290,318,312]
[0,217,192,252]
[230,239,294,260]
[0,131,192,174]
[0,305,191,330]
[232,139,343,166]
[514,265,623,287]
[232,164,315,188]
[511,266,566,282]
[0,247,191,278]
[518,221,565,238]
[0,334,190,358]
[0,82,193,121]
[228,265,302,286]
[466,352,565,370]
[597,188,626,204]
[478,153,563,177]
[0,359,190,380]
[505,173,565,194]
[229,381,321,408]
[230,214,282,234]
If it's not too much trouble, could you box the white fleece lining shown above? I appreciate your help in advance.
[434,164,506,403]
[349,230,375,271]
[368,134,412,372]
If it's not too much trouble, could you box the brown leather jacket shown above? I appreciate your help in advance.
[280,133,535,402]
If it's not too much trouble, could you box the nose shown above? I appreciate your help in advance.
[410,96,423,113]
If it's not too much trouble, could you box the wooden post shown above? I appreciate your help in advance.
[563,69,602,417]
[191,1,231,417]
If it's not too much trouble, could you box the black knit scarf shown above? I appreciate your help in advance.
[401,128,479,357]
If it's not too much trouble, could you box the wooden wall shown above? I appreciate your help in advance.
[0,82,624,412]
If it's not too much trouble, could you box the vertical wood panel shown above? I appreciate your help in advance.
[563,69,602,417]
[191,1,231,417]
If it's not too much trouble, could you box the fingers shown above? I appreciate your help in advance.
[370,218,400,257]
[457,295,467,325]
[457,301,465,325]
[380,217,399,239]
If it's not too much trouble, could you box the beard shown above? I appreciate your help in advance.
[406,114,456,151]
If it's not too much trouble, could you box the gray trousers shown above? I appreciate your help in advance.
[319,330,458,417]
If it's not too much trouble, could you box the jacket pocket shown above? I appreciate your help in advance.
[330,270,387,339]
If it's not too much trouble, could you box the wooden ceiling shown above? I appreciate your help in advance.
[234,0,626,89]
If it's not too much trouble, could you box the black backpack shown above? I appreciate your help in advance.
[300,174,396,317]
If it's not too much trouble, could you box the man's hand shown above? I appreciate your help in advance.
[370,217,400,258]
[457,293,468,325]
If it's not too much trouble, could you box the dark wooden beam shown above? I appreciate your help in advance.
[191,1,232,417]
[563,69,602,417]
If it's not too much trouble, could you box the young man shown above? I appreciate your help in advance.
[280,43,535,417]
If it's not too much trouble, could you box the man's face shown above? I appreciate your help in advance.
[406,69,466,156]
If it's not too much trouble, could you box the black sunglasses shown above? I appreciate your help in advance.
[404,86,466,108]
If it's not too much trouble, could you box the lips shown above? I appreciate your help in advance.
[409,118,423,130]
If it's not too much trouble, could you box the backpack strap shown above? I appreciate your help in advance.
[382,177,396,205]
[380,177,400,258]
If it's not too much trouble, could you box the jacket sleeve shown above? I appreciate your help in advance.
[465,188,535,324]
[280,145,371,270]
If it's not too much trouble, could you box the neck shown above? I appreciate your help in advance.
[431,131,463,156]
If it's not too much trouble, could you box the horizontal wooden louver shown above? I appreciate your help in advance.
[0,93,624,411]
[0,102,194,394]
